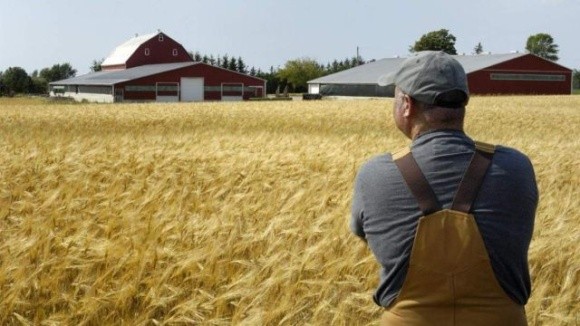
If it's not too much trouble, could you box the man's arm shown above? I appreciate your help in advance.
[351,172,367,242]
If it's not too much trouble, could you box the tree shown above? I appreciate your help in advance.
[228,58,237,71]
[256,66,281,94]
[410,29,457,55]
[236,57,247,74]
[473,42,484,55]
[526,33,559,61]
[30,76,48,94]
[90,59,103,72]
[573,69,580,89]
[331,59,340,73]
[277,58,324,93]
[0,71,6,96]
[221,55,229,69]
[40,63,76,82]
[2,67,31,93]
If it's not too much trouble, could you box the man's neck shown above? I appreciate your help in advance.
[410,124,464,140]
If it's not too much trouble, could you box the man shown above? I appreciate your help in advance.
[351,51,538,325]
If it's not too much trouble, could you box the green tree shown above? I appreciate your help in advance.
[277,58,324,93]
[30,76,48,94]
[2,67,31,93]
[526,33,559,61]
[236,57,247,74]
[410,29,457,55]
[573,69,580,89]
[40,63,77,82]
[256,66,281,94]
[90,59,103,72]
[221,55,229,69]
[228,58,237,71]
[473,42,484,55]
[0,70,6,96]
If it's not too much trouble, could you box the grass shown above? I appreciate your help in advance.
[0,96,578,325]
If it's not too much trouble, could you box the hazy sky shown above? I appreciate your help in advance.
[1,0,579,75]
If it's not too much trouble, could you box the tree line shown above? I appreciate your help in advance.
[0,53,364,96]
[1,30,577,96]
[0,64,76,96]
[188,51,366,93]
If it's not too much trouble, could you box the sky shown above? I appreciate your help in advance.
[1,0,579,76]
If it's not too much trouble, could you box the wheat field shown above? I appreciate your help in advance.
[0,96,578,325]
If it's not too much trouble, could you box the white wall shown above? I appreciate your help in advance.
[156,96,179,102]
[52,92,114,103]
[308,84,320,94]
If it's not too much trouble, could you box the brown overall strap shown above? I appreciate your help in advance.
[451,142,495,213]
[393,148,442,215]
[392,141,496,215]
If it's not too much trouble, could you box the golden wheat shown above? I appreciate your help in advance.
[0,96,578,325]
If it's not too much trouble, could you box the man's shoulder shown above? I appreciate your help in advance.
[485,144,537,185]
[470,139,532,165]
[357,152,398,179]
[360,144,414,168]
[359,153,393,170]
[493,144,534,167]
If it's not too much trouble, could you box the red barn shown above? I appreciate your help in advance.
[101,32,193,71]
[462,53,572,95]
[50,31,266,102]
[308,53,572,97]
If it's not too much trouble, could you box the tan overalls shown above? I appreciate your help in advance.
[381,142,527,326]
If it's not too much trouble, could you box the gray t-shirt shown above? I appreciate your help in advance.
[351,129,538,307]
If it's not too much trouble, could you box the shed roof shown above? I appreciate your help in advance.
[308,53,531,85]
[101,32,159,67]
[50,62,197,86]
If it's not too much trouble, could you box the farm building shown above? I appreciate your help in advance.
[50,32,266,102]
[308,53,572,97]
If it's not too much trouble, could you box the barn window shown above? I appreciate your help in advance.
[490,73,566,82]
[173,49,178,56]
[158,34,164,42]
[145,48,150,56]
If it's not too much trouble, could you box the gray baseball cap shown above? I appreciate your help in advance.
[378,51,469,107]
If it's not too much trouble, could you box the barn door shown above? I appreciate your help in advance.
[181,78,204,102]
[114,88,124,102]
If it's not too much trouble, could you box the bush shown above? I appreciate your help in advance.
[302,93,322,100]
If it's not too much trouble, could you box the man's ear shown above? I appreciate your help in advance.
[402,94,414,118]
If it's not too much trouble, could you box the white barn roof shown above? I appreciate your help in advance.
[102,32,158,67]
[308,53,528,85]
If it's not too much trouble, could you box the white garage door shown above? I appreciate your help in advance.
[181,77,204,101]
[308,84,320,94]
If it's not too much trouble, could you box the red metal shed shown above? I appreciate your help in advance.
[307,53,573,97]
[466,54,572,95]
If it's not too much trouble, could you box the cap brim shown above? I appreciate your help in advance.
[377,72,396,97]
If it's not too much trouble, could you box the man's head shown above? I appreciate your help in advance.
[379,51,469,108]
[380,51,469,139]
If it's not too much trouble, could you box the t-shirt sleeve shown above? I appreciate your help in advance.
[351,169,367,239]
